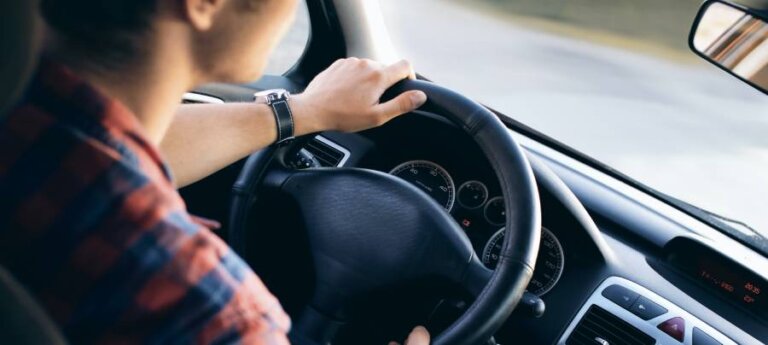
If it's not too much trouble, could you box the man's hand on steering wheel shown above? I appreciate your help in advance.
[389,326,431,345]
[290,58,428,135]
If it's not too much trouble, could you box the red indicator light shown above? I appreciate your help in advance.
[720,282,734,292]
[745,282,761,295]
[461,219,471,227]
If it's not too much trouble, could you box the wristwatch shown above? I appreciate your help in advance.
[254,89,295,145]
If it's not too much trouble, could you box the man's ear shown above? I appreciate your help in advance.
[182,0,227,31]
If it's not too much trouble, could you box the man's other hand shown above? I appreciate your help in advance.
[291,58,427,134]
[389,326,431,345]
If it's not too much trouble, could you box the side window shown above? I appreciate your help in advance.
[264,1,310,75]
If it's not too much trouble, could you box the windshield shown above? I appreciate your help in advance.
[380,0,768,240]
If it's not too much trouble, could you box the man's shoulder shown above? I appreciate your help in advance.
[0,105,194,255]
[1,100,131,172]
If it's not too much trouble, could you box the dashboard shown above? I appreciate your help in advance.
[179,90,768,345]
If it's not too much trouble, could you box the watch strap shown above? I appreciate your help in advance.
[270,97,295,144]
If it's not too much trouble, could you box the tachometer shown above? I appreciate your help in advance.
[389,160,455,211]
[482,227,565,296]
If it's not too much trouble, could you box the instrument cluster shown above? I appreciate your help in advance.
[389,159,566,296]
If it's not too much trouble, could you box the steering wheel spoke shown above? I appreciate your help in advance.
[461,258,494,298]
[289,305,345,345]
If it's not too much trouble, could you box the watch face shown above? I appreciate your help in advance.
[254,89,290,104]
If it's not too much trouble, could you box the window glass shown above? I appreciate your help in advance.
[264,1,310,75]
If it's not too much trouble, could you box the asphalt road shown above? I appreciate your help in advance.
[377,0,768,237]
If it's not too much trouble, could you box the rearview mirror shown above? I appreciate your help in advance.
[690,0,768,94]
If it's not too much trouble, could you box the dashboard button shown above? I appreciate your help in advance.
[629,296,667,320]
[601,284,639,309]
[692,328,722,345]
[658,317,686,342]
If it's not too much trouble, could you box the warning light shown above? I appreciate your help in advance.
[745,282,761,295]
[461,219,471,227]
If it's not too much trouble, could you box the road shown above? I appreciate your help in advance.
[377,0,768,236]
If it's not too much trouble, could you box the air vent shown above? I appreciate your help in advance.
[567,305,654,345]
[304,136,350,167]
[181,92,224,104]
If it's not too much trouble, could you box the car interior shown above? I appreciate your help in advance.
[2,0,768,344]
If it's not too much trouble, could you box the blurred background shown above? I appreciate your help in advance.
[269,0,768,239]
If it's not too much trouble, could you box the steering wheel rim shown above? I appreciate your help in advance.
[229,79,541,345]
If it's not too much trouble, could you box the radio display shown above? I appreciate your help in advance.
[667,239,767,319]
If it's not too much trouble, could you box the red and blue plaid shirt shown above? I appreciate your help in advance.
[0,60,290,344]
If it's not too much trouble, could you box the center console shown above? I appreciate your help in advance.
[558,277,736,345]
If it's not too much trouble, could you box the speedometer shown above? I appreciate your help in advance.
[482,227,565,296]
[389,160,456,211]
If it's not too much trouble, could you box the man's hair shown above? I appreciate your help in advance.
[40,0,158,66]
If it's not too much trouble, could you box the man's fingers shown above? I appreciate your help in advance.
[376,90,427,119]
[382,59,416,85]
[404,326,430,345]
[388,326,430,345]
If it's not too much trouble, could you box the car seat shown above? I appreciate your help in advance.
[0,0,67,343]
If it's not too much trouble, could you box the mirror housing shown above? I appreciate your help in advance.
[690,0,768,94]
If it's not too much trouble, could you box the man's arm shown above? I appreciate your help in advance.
[161,101,308,187]
[162,58,427,187]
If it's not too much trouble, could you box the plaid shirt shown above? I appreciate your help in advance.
[0,60,290,344]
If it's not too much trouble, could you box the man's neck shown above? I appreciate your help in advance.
[50,33,194,145]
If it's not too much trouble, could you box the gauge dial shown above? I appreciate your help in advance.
[389,160,455,211]
[482,227,565,296]
[483,196,506,226]
[457,180,488,209]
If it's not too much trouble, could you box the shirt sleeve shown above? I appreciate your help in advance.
[71,208,292,345]
[126,218,292,345]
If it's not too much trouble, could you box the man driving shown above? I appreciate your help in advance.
[0,0,430,343]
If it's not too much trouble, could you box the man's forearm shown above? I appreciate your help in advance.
[160,103,276,187]
[163,98,319,188]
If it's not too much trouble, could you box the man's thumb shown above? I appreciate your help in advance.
[377,90,427,118]
[404,326,430,345]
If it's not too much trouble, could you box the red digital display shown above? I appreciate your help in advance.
[691,255,766,315]
[666,238,768,320]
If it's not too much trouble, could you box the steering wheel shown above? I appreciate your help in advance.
[229,79,541,345]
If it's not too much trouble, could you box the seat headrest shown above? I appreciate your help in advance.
[0,0,42,116]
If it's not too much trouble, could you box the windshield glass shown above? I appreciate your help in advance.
[381,0,768,238]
